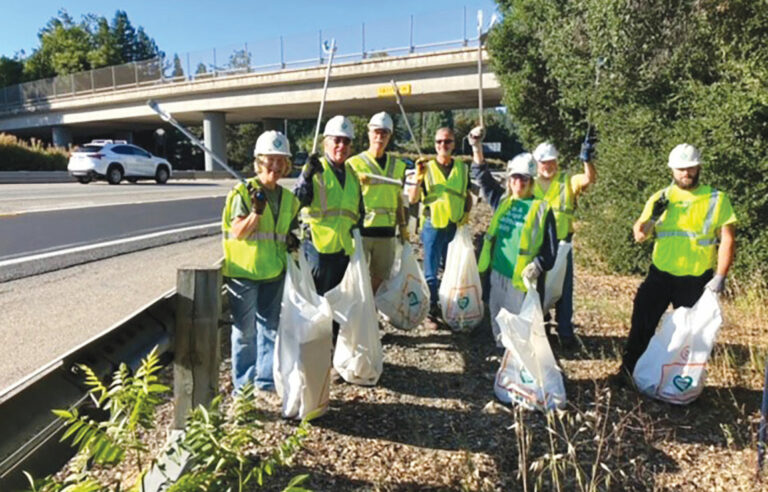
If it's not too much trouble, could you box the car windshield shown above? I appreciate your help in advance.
[78,145,103,153]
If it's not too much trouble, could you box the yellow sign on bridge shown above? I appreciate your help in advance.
[377,83,412,98]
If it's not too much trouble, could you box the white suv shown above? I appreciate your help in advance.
[68,140,173,185]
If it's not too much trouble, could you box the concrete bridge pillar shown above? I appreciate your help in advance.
[51,126,72,148]
[203,111,226,171]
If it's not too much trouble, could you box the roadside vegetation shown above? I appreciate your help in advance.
[0,133,68,171]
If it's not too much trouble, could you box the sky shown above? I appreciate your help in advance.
[1,0,499,61]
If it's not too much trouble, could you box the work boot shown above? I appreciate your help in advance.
[424,304,442,331]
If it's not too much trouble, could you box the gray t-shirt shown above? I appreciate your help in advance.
[231,186,281,218]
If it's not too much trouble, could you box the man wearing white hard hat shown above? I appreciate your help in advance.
[531,140,596,348]
[347,111,408,293]
[222,130,300,394]
[614,143,736,383]
[474,152,558,345]
[293,115,363,337]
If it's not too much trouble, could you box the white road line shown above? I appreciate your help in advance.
[0,222,220,268]
[0,193,228,215]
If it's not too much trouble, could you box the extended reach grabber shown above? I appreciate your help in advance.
[310,39,338,155]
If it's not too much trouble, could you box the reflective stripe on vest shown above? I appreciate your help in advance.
[534,171,574,240]
[478,197,548,291]
[423,159,467,228]
[221,180,299,281]
[348,151,405,228]
[302,158,360,255]
[656,191,720,247]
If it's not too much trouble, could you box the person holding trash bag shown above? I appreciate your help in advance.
[531,141,596,348]
[222,131,301,394]
[293,115,363,334]
[408,127,477,330]
[347,111,408,294]
[474,151,558,346]
[614,143,736,384]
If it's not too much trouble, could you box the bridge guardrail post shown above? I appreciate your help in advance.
[172,266,222,430]
[361,22,366,59]
[409,15,415,53]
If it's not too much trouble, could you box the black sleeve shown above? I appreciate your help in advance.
[534,209,558,272]
[470,162,505,210]
[292,172,314,207]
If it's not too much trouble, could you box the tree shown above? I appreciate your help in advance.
[0,56,24,87]
[228,49,251,72]
[488,0,768,282]
[171,53,184,78]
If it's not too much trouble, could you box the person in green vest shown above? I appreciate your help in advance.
[475,152,558,346]
[613,143,736,384]
[347,111,408,293]
[532,140,596,348]
[407,127,475,330]
[293,115,363,338]
[221,130,300,394]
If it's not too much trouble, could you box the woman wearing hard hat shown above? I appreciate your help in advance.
[221,130,300,395]
[473,152,558,346]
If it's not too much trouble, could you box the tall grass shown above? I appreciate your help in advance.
[0,133,69,171]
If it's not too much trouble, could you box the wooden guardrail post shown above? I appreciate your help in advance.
[173,266,221,429]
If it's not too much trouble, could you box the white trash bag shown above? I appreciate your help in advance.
[632,289,722,405]
[326,229,383,386]
[543,240,572,311]
[375,242,430,330]
[494,279,566,411]
[273,252,334,420]
[438,225,484,332]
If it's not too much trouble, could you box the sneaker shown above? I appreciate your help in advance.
[424,304,442,330]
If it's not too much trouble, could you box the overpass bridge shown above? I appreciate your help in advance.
[0,7,503,169]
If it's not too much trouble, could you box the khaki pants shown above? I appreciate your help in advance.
[362,236,397,281]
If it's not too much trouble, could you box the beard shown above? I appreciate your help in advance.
[675,170,700,190]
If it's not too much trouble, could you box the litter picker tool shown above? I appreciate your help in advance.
[584,56,607,142]
[358,173,403,185]
[476,10,498,128]
[390,79,422,160]
[310,39,338,155]
[147,99,247,185]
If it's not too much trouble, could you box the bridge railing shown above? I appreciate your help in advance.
[0,6,488,112]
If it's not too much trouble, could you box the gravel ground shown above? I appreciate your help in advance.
[52,202,768,491]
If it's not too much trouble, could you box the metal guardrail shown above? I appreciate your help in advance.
[0,6,486,113]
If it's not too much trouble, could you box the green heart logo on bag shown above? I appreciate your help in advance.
[407,291,419,307]
[672,375,693,392]
[457,296,470,310]
[520,368,534,384]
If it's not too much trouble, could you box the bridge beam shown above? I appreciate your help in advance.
[114,131,133,144]
[51,126,72,148]
[203,112,226,171]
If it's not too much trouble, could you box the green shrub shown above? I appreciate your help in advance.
[489,0,768,285]
[0,133,68,171]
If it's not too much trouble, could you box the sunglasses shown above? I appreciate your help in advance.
[435,139,454,145]
[331,137,351,146]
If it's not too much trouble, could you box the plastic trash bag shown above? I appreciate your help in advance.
[488,270,526,347]
[543,241,572,311]
[438,225,484,332]
[374,242,430,330]
[273,252,334,420]
[326,229,383,386]
[494,280,566,411]
[633,289,722,405]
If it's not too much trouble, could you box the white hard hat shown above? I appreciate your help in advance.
[668,143,702,169]
[323,115,355,139]
[507,152,536,177]
[533,142,558,162]
[253,130,291,157]
[368,111,393,132]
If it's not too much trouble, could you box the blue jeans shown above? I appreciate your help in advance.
[554,248,574,338]
[226,275,285,392]
[420,219,457,308]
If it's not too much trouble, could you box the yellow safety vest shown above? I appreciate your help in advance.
[478,197,549,291]
[347,151,405,228]
[302,157,360,255]
[221,179,300,281]
[534,171,574,240]
[423,159,468,228]
[652,185,729,277]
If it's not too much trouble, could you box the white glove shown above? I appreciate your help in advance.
[468,126,486,150]
[521,262,542,283]
[705,274,726,294]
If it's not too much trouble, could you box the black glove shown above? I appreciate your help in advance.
[579,136,597,162]
[650,194,668,222]
[303,153,323,180]
[286,232,300,253]
[250,188,267,215]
